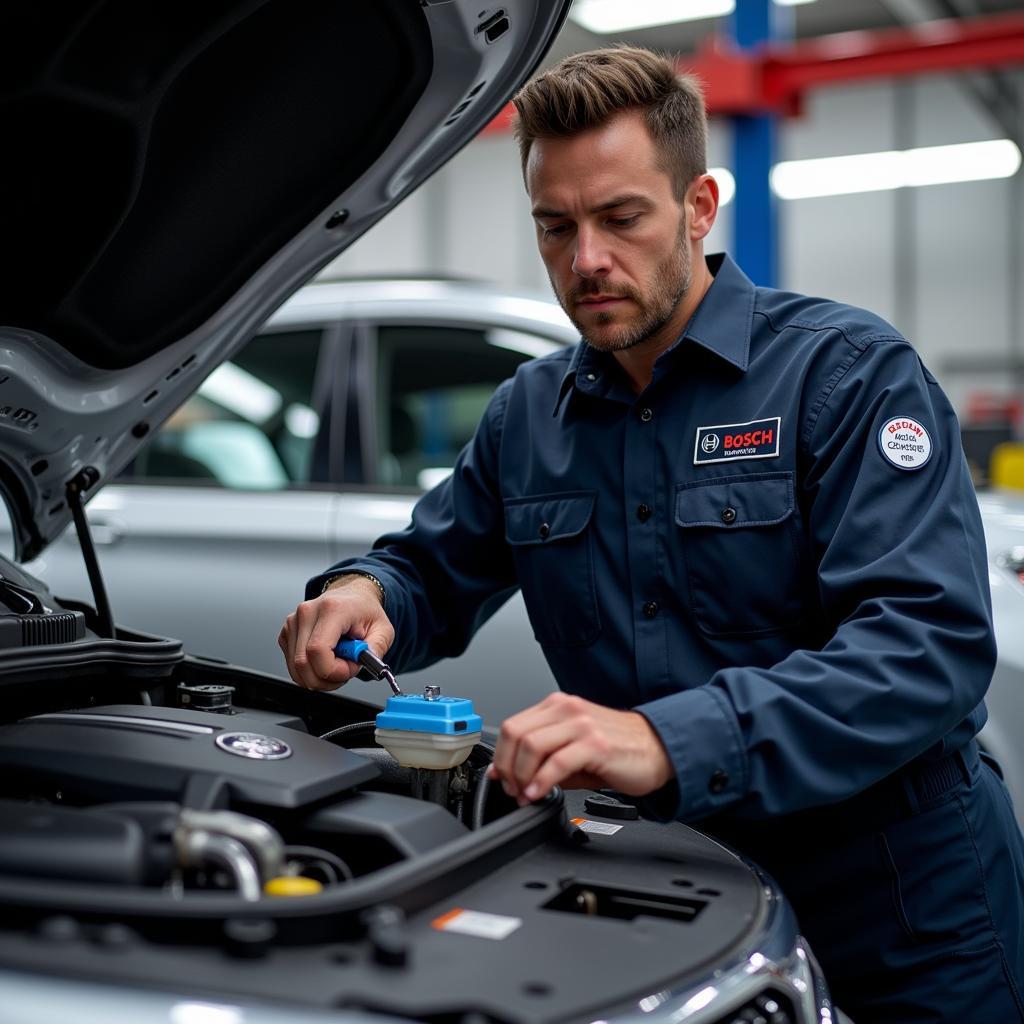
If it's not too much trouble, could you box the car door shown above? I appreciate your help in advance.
[326,318,562,722]
[16,325,345,673]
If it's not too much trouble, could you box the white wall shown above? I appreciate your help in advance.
[321,71,1024,417]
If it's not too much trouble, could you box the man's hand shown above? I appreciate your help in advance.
[488,692,673,805]
[278,576,394,691]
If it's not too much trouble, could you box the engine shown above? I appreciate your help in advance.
[0,697,491,898]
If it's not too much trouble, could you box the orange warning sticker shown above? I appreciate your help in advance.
[570,817,624,836]
[431,908,522,940]
[430,908,465,929]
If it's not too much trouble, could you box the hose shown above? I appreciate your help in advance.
[283,844,354,883]
[319,720,376,743]
[471,762,493,831]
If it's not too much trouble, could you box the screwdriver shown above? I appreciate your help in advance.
[334,638,403,696]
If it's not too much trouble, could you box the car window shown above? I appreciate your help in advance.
[374,324,563,489]
[123,328,326,488]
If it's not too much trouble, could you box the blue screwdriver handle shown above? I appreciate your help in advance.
[334,638,369,662]
[334,636,402,695]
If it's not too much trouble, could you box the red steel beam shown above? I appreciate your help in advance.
[479,10,1024,131]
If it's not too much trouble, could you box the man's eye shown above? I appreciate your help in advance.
[542,224,569,239]
[609,215,639,228]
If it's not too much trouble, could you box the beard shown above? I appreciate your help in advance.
[553,223,692,353]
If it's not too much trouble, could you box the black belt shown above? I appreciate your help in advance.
[705,740,979,853]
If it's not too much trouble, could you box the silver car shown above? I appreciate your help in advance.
[18,278,575,724]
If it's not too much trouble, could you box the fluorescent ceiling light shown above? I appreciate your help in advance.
[569,0,735,34]
[198,362,283,424]
[771,139,1021,200]
[284,402,319,439]
[569,0,816,33]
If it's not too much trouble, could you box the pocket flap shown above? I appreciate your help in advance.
[675,472,793,529]
[505,492,596,545]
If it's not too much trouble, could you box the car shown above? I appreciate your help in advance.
[0,3,843,1024]
[14,274,1024,829]
[11,277,576,724]
[974,491,1024,816]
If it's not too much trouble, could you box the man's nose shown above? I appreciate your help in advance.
[571,226,611,279]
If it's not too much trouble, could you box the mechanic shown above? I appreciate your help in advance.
[280,46,1024,1022]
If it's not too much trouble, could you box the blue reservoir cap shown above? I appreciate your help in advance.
[375,694,482,736]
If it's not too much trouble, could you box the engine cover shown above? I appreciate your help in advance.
[0,704,378,809]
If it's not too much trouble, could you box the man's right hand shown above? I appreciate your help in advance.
[278,575,395,691]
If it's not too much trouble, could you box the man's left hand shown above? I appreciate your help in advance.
[488,692,674,805]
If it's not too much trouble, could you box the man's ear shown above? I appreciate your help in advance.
[687,174,719,242]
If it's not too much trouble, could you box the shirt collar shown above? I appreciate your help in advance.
[552,252,755,415]
[680,252,753,373]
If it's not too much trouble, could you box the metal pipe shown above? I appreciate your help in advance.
[177,810,284,883]
[177,832,262,902]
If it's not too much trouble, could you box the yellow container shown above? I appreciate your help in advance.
[991,442,1024,490]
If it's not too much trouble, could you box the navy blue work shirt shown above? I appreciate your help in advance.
[310,253,994,823]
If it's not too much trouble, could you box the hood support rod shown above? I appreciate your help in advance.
[65,469,115,639]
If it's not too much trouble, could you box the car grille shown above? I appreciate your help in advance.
[714,990,797,1024]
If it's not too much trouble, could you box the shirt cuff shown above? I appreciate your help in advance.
[634,685,748,821]
[305,562,392,605]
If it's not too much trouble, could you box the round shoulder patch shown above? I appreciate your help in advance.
[878,416,932,471]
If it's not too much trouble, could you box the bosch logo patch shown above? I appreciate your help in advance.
[878,415,932,470]
[694,417,781,465]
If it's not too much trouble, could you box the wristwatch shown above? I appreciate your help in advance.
[321,570,387,610]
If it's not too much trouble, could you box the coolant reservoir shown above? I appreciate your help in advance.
[375,687,482,769]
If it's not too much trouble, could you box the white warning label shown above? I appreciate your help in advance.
[571,817,624,836]
[431,908,522,940]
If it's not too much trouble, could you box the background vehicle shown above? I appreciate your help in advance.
[10,278,575,723]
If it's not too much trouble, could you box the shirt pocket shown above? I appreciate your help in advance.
[504,491,600,648]
[675,472,803,637]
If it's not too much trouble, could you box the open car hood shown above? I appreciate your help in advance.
[0,1,570,561]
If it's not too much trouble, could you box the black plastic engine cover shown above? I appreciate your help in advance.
[0,800,145,885]
[0,705,378,809]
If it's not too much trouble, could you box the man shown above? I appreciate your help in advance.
[280,47,1024,1022]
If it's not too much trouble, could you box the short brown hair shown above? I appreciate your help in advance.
[512,45,707,199]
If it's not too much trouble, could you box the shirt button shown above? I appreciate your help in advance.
[636,503,653,522]
[708,770,729,794]
[642,601,659,619]
[640,407,653,423]
[539,522,550,539]
[720,506,737,525]
[586,373,597,382]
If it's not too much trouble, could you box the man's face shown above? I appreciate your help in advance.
[526,110,692,353]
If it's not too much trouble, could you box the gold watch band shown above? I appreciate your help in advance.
[321,570,386,610]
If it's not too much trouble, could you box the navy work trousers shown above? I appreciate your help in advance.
[709,741,1024,1023]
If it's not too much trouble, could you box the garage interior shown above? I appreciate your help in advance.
[327,0,1024,478]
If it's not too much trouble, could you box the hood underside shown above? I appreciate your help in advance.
[3,1,430,370]
[0,0,570,560]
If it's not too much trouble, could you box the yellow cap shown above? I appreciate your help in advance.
[264,876,324,897]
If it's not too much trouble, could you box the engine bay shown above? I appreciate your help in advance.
[0,556,816,1023]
